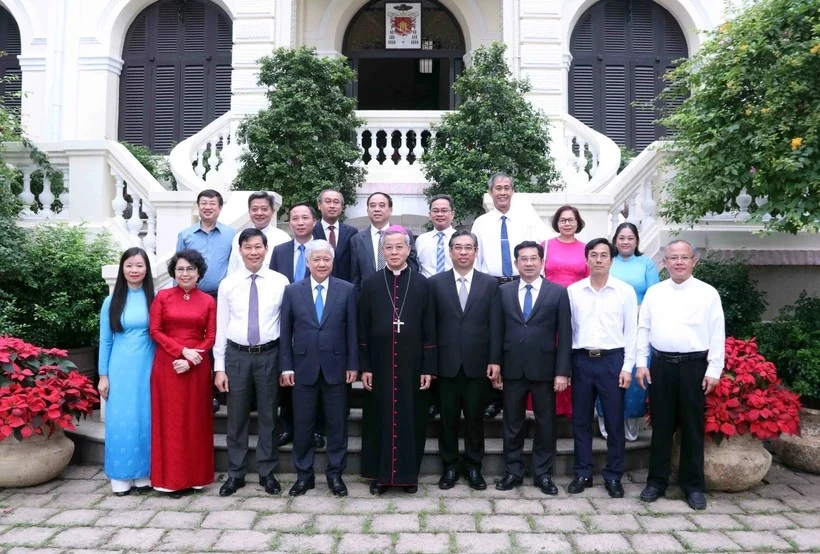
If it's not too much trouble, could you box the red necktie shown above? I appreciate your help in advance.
[328,225,337,248]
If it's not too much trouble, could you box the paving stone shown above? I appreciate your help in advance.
[342,498,391,513]
[532,515,585,532]
[442,498,493,514]
[255,513,313,531]
[779,529,820,550]
[277,533,336,553]
[644,498,701,514]
[94,494,146,510]
[185,494,239,511]
[587,514,641,533]
[754,484,804,499]
[95,509,157,528]
[390,497,441,513]
[6,548,63,554]
[0,508,59,524]
[50,527,113,549]
[494,499,544,515]
[343,482,378,498]
[456,532,512,553]
[313,514,366,532]
[155,529,220,551]
[701,498,745,513]
[541,497,595,514]
[480,514,531,532]
[15,481,62,494]
[44,493,104,508]
[0,526,58,546]
[688,513,745,530]
[675,531,742,551]
[3,494,58,508]
[515,533,574,553]
[107,527,165,550]
[590,498,649,514]
[763,465,811,485]
[571,533,632,553]
[725,530,795,550]
[148,510,205,529]
[137,495,195,510]
[59,466,104,480]
[370,513,420,532]
[627,469,648,483]
[735,498,789,513]
[784,512,820,528]
[236,497,290,512]
[50,479,106,494]
[336,533,393,554]
[289,495,344,514]
[44,509,107,526]
[394,532,450,553]
[425,514,475,532]
[781,496,820,512]
[637,515,697,532]
[628,534,685,552]
[735,514,798,530]
[201,509,257,529]
[213,529,273,551]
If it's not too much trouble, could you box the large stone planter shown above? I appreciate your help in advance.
[772,407,820,474]
[0,429,75,487]
[673,433,772,492]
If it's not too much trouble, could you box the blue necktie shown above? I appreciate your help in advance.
[295,244,306,281]
[523,284,533,321]
[436,231,445,273]
[314,284,324,321]
[500,215,512,277]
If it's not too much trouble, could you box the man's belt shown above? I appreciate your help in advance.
[572,347,624,358]
[227,339,279,354]
[496,276,520,284]
[652,350,708,364]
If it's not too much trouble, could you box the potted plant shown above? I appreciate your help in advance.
[0,336,99,487]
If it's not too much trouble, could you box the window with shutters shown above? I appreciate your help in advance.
[569,0,687,152]
[0,7,22,114]
[119,0,232,154]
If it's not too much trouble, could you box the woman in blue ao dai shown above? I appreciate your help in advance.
[98,247,156,496]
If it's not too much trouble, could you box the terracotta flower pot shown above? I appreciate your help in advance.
[673,433,772,492]
[772,407,820,474]
[0,429,75,487]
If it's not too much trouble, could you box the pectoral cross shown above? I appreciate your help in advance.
[393,318,404,334]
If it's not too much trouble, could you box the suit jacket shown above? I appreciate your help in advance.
[269,240,310,284]
[349,226,420,288]
[313,221,356,282]
[279,277,359,385]
[499,279,572,381]
[429,269,502,379]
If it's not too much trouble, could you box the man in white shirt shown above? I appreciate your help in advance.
[567,238,638,499]
[227,192,290,274]
[636,240,725,511]
[416,194,457,278]
[214,228,291,497]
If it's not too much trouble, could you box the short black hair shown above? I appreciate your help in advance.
[448,229,477,248]
[248,191,275,209]
[612,222,643,256]
[367,192,393,208]
[168,249,208,283]
[514,240,543,260]
[585,238,617,258]
[238,227,267,247]
[289,202,317,219]
[551,204,585,233]
[429,194,454,211]
[197,189,223,207]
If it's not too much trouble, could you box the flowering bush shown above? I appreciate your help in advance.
[706,337,801,444]
[0,336,98,441]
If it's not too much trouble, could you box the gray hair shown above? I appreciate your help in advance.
[383,229,411,246]
[317,189,344,205]
[306,240,335,261]
[488,172,514,191]
[664,239,697,257]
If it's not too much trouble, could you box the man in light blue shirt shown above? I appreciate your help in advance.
[176,189,236,297]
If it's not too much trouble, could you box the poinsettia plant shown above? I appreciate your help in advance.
[706,337,801,444]
[0,336,98,441]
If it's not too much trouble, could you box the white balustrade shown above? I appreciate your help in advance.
[2,144,70,220]
[560,114,621,192]
[169,111,240,192]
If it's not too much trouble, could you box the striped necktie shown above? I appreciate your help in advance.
[436,231,445,273]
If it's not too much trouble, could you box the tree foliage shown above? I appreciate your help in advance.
[233,47,365,212]
[421,42,561,223]
[658,0,820,233]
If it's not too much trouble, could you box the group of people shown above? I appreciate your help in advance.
[98,172,724,511]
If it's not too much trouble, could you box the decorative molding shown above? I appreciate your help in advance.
[79,36,102,46]
[17,56,47,71]
[77,56,125,74]
[31,37,48,46]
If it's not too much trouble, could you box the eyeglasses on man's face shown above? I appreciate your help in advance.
[665,256,693,263]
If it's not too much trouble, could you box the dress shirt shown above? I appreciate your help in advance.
[416,226,456,277]
[370,223,390,263]
[637,276,726,379]
[227,224,291,274]
[321,219,340,240]
[213,267,290,372]
[472,208,547,277]
[453,268,475,296]
[310,276,328,305]
[176,222,235,293]
[292,239,314,279]
[517,277,543,312]
[568,276,638,373]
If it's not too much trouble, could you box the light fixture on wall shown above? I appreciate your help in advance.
[419,39,433,73]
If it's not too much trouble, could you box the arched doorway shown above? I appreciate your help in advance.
[569,0,688,152]
[118,0,232,154]
[343,0,466,110]
[0,6,22,113]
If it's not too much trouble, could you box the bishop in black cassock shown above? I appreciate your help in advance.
[359,227,436,494]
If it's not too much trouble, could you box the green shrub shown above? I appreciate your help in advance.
[691,258,767,338]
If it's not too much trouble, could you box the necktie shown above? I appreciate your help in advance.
[315,284,324,321]
[248,274,260,345]
[376,231,386,270]
[295,244,306,281]
[436,231,445,273]
[458,277,468,311]
[523,284,533,321]
[328,225,337,248]
[500,215,512,277]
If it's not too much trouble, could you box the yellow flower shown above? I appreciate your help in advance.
[745,108,752,116]
[811,44,820,55]
[761,108,769,114]
[739,44,748,52]
[791,137,803,150]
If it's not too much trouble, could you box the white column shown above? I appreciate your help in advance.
[232,2,278,116]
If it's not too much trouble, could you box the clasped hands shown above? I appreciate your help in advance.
[174,347,205,374]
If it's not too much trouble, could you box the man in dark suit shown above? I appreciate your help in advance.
[312,189,357,282]
[350,192,419,288]
[429,230,502,491]
[495,240,572,495]
[279,240,359,497]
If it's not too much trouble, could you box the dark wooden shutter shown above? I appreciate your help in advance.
[119,0,233,154]
[0,7,22,113]
[569,0,688,152]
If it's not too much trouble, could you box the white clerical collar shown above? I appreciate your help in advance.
[389,264,408,276]
[671,276,695,290]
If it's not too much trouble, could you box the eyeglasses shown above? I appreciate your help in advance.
[451,245,475,252]
[588,253,610,260]
[558,218,576,225]
[665,256,693,263]
[175,266,198,274]
[431,209,452,215]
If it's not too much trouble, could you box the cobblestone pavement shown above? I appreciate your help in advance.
[1,463,819,553]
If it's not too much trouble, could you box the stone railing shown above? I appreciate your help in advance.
[1,143,71,221]
[169,111,241,193]
[559,114,621,192]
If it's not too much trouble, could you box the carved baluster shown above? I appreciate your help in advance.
[111,172,128,229]
[589,147,600,177]
[206,137,220,183]
[194,145,206,178]
[143,202,157,257]
[355,129,366,165]
[611,209,620,234]
[626,191,640,226]
[641,178,656,230]
[736,188,752,221]
[755,196,772,222]
[127,188,144,245]
[19,169,35,215]
[396,129,410,166]
[39,174,55,218]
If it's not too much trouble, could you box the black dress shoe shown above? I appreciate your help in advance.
[686,491,707,510]
[369,481,388,496]
[219,477,246,497]
[535,475,559,495]
[135,486,153,495]
[640,485,665,503]
[289,477,316,497]
[327,475,348,497]
[259,474,282,495]
[313,433,326,449]
[567,476,593,494]
[604,479,624,498]
[403,485,418,494]
[277,431,293,447]
[495,473,523,491]
[114,489,132,497]
[212,396,220,414]
[428,404,440,418]
[484,402,502,419]
[438,470,459,490]
[466,469,487,491]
